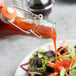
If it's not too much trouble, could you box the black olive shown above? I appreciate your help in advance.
[57,47,68,55]
[41,72,49,76]
[28,74,31,76]
[51,59,56,63]
[34,74,41,76]
[67,71,69,74]
[46,65,55,73]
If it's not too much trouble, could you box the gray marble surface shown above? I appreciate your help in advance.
[0,1,76,76]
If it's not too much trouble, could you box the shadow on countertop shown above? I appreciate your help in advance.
[56,0,76,4]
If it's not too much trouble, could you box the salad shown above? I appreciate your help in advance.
[20,40,76,76]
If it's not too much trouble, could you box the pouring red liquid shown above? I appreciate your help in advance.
[0,4,57,64]
[0,6,56,39]
[1,1,72,75]
[0,1,58,72]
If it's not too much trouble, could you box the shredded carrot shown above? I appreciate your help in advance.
[63,52,71,55]
[58,47,70,56]
[49,72,58,76]
[57,52,65,59]
[61,38,67,47]
[72,56,76,62]
[68,61,73,71]
[47,60,55,67]
[66,72,69,76]
[58,47,64,53]
[28,71,41,75]
[66,57,76,72]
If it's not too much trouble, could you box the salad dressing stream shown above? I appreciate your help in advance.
[0,5,58,67]
[1,1,75,76]
[53,39,58,64]
[0,4,59,73]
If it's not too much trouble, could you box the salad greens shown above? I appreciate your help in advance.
[30,48,55,72]
[60,67,66,76]
[27,45,76,76]
[70,62,76,76]
[66,45,76,59]
[70,69,76,76]
[30,49,47,72]
[65,45,76,76]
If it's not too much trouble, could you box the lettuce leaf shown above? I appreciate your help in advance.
[69,62,76,76]
[60,67,66,76]
[66,45,76,59]
[30,49,48,72]
[70,69,76,76]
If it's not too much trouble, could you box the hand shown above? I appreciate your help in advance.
[0,0,5,7]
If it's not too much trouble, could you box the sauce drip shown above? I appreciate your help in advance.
[51,28,57,64]
[55,60,71,72]
[52,28,58,70]
[0,7,58,70]
[54,39,58,64]
[0,2,73,75]
[53,34,72,73]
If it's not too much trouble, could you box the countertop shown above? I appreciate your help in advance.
[0,0,76,76]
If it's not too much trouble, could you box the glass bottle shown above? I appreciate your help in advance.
[0,5,56,39]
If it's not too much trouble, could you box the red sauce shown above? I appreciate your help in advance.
[0,7,56,39]
[54,39,58,64]
[55,60,71,72]
[53,28,71,73]
[0,18,56,38]
[1,6,69,73]
[0,3,72,74]
[53,36,71,73]
[53,28,58,64]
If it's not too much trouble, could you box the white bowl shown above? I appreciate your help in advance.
[15,39,76,76]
